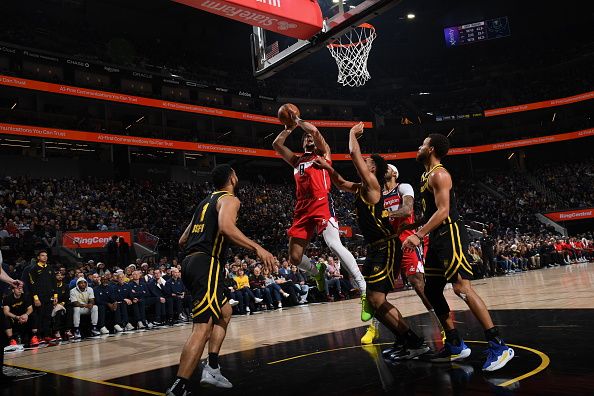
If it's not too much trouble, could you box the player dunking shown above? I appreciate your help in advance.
[402,134,514,371]
[315,122,430,361]
[273,112,372,321]
[362,163,441,345]
[166,165,274,396]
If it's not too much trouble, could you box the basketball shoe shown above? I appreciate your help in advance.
[314,261,327,293]
[200,363,233,389]
[360,294,373,321]
[361,322,379,344]
[482,341,514,371]
[430,340,471,362]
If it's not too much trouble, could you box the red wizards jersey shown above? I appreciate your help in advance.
[294,153,331,200]
[383,183,415,233]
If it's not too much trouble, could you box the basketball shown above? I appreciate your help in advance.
[278,103,300,127]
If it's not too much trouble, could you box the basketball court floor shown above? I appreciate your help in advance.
[4,263,594,395]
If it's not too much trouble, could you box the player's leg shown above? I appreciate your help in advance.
[407,272,432,310]
[201,302,233,389]
[322,217,371,320]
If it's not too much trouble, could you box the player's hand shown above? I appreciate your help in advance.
[402,234,421,252]
[350,122,364,139]
[11,279,23,289]
[313,157,331,171]
[256,246,275,271]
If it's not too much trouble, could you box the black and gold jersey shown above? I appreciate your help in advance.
[183,190,233,260]
[420,164,461,232]
[354,187,393,244]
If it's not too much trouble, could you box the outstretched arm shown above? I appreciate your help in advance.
[217,196,275,270]
[272,126,299,167]
[348,122,381,203]
[296,117,331,160]
[389,195,414,219]
[313,157,360,193]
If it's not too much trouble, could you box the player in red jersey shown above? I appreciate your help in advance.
[361,164,443,344]
[273,115,372,321]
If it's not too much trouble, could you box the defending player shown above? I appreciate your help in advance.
[402,134,514,371]
[166,165,274,395]
[272,111,372,321]
[314,122,430,361]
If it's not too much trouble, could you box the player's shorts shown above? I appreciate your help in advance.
[181,252,228,323]
[398,230,425,277]
[425,220,473,282]
[362,236,403,293]
[288,196,331,240]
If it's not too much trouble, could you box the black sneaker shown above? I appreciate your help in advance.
[381,340,404,359]
[389,339,431,361]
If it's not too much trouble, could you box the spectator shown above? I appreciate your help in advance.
[146,269,168,326]
[287,265,309,304]
[234,268,263,314]
[128,270,150,329]
[165,268,188,323]
[69,278,100,339]
[249,266,274,310]
[94,275,115,334]
[119,236,130,268]
[111,273,134,332]
[105,235,119,267]
[262,266,288,308]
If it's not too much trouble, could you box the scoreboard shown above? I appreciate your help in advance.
[444,16,511,48]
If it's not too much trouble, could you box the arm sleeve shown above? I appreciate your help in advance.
[398,183,415,198]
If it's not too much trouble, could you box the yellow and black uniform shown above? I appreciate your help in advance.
[2,292,34,337]
[182,190,232,323]
[355,187,402,293]
[420,163,473,282]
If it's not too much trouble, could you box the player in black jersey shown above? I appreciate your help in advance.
[166,164,274,396]
[0,251,24,386]
[402,134,514,371]
[315,122,430,362]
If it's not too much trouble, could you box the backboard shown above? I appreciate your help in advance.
[251,0,402,79]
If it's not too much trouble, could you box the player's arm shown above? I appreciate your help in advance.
[417,170,451,238]
[178,217,193,248]
[348,122,381,203]
[217,196,274,269]
[272,126,300,167]
[389,195,414,218]
[296,118,331,160]
[0,251,22,288]
[313,157,360,193]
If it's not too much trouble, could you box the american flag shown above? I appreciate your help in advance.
[265,41,280,60]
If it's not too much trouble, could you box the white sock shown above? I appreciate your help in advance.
[322,218,366,294]
[298,254,318,275]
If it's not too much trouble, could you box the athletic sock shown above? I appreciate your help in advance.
[297,255,318,275]
[445,328,461,346]
[168,376,189,395]
[208,352,219,368]
[403,329,422,346]
[485,327,503,345]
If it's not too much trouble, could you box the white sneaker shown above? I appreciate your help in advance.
[114,324,124,333]
[254,297,263,303]
[228,299,239,307]
[146,322,154,329]
[200,364,233,389]
[246,307,251,313]
[277,302,282,308]
[124,323,135,331]
[281,292,290,298]
[137,321,145,329]
[100,326,110,335]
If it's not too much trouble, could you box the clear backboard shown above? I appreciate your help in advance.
[251,0,402,79]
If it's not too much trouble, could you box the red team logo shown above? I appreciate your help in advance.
[384,184,425,277]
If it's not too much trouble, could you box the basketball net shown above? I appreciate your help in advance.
[327,23,376,87]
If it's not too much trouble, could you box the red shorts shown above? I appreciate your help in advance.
[399,230,425,277]
[288,196,331,240]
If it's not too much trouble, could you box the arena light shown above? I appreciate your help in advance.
[508,152,515,160]
[447,128,455,137]
[10,102,17,110]
[407,13,415,19]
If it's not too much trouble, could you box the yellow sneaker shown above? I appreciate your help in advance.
[361,324,379,345]
[314,261,327,293]
[360,294,373,322]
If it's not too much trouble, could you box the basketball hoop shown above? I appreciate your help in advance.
[327,23,377,87]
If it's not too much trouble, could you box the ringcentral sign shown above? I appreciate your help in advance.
[62,231,132,249]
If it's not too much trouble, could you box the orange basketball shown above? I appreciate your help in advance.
[278,103,300,127]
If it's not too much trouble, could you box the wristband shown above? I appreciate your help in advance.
[413,233,423,242]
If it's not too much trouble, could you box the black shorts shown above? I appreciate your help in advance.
[181,252,228,323]
[362,238,402,293]
[425,221,474,282]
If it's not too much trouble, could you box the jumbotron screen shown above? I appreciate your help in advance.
[444,16,511,48]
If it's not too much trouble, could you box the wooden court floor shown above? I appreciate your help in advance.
[4,262,594,395]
